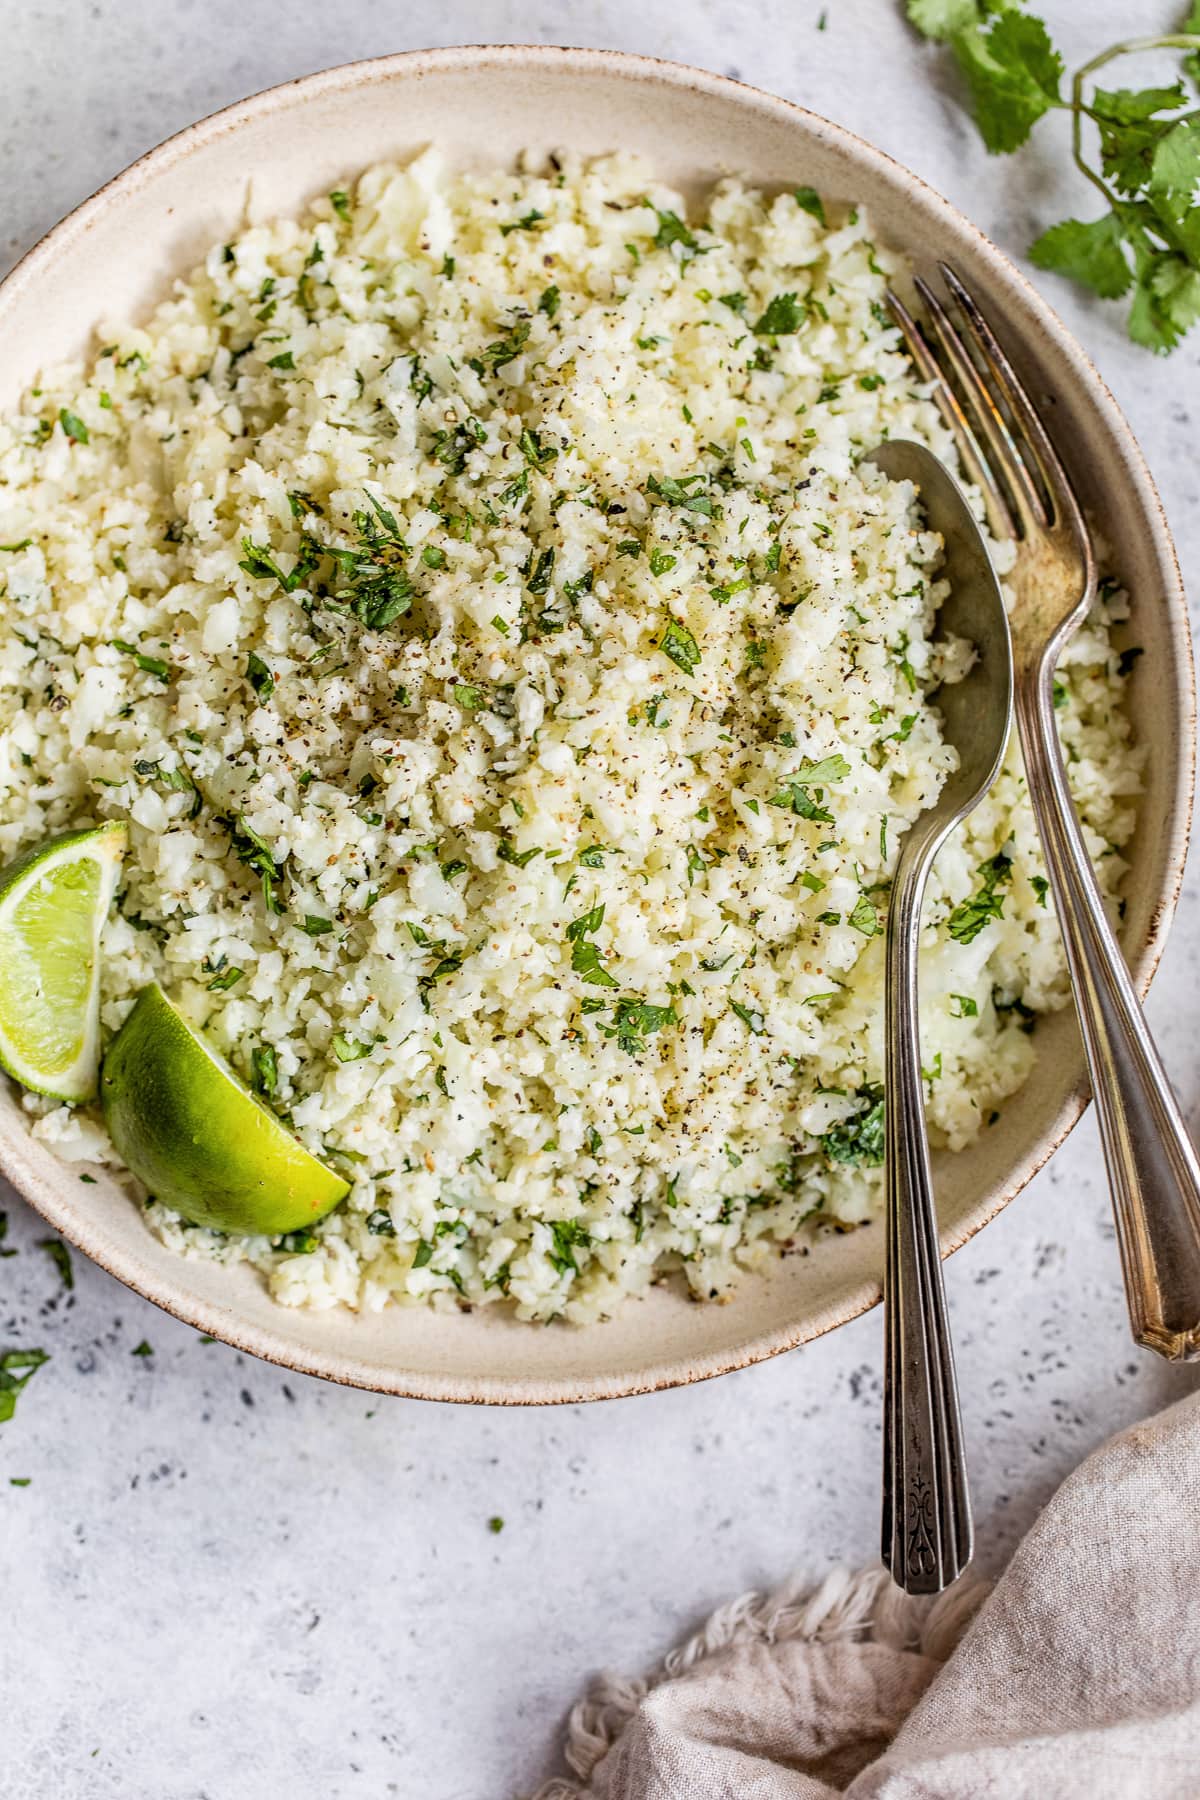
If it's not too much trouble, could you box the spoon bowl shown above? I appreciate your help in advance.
[868,439,1013,850]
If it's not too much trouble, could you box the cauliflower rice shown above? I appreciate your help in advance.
[0,151,1142,1322]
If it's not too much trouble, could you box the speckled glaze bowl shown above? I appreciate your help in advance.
[0,47,1191,1402]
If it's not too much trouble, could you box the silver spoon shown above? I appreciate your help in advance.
[865,439,1014,1594]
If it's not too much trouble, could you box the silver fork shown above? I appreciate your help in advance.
[889,264,1200,1363]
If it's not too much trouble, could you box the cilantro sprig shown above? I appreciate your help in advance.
[907,3,1200,350]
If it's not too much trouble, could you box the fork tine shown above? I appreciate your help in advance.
[886,290,1016,543]
[938,263,1088,550]
[913,276,1049,537]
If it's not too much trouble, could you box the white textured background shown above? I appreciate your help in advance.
[3,3,1199,1796]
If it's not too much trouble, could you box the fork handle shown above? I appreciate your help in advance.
[882,845,973,1593]
[1016,663,1200,1360]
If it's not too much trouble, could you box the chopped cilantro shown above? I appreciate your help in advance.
[245,651,274,700]
[947,851,1013,944]
[567,904,618,988]
[547,1218,590,1275]
[38,1239,73,1290]
[753,292,803,336]
[0,1348,49,1421]
[770,754,850,824]
[109,639,170,681]
[793,185,826,225]
[481,320,531,370]
[659,617,701,676]
[251,1045,278,1098]
[206,965,244,991]
[730,999,765,1034]
[496,839,542,869]
[848,896,879,937]
[654,209,700,255]
[499,209,546,236]
[599,999,677,1055]
[647,472,714,516]
[519,427,557,468]
[822,1084,885,1167]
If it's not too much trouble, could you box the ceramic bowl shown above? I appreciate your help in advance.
[0,46,1191,1402]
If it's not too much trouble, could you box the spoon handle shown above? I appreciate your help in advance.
[1016,664,1200,1362]
[882,847,973,1593]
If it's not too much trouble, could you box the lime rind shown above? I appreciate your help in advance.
[0,821,127,1102]
[101,983,349,1236]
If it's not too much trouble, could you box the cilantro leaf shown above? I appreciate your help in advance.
[753,292,804,336]
[600,999,677,1055]
[659,617,702,676]
[245,651,275,700]
[499,209,545,237]
[821,1085,885,1168]
[1129,251,1200,352]
[905,0,983,41]
[770,753,850,824]
[547,1218,590,1276]
[951,11,1064,155]
[792,186,826,225]
[647,473,714,516]
[1091,83,1187,125]
[567,904,619,988]
[1030,214,1132,298]
[730,999,765,1034]
[654,209,700,256]
[947,850,1013,943]
[848,896,879,937]
[1151,115,1200,196]
[0,1348,49,1424]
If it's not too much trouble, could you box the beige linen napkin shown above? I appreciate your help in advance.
[536,1390,1200,1799]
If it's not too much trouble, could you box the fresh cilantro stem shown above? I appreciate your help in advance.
[907,6,1200,351]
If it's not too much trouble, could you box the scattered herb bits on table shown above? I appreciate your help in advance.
[0,151,1142,1322]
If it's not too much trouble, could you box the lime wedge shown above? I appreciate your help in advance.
[0,821,127,1102]
[100,983,348,1235]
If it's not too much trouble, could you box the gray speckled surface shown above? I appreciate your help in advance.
[3,3,1199,1796]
